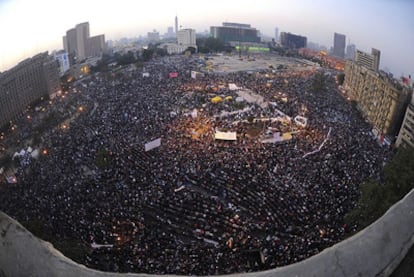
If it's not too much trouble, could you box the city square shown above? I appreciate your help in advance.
[0,54,389,274]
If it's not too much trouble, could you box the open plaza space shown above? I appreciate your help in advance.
[0,54,389,275]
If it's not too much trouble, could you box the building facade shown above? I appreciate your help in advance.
[333,32,346,58]
[177,29,196,47]
[280,32,307,49]
[0,52,61,128]
[210,22,260,44]
[396,92,414,148]
[346,44,356,60]
[147,31,160,42]
[355,48,381,71]
[344,60,410,138]
[53,51,70,76]
[63,22,105,63]
[274,27,279,42]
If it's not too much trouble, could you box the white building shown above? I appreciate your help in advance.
[177,29,197,51]
[159,43,187,55]
[147,30,160,42]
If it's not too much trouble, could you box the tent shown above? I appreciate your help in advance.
[225,96,233,101]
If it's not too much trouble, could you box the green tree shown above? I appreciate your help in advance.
[196,37,225,53]
[311,72,327,92]
[345,146,414,231]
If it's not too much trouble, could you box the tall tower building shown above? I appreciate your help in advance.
[62,22,105,64]
[333,32,346,58]
[371,48,381,72]
[346,43,356,60]
[75,22,90,61]
[175,16,178,34]
[274,27,279,42]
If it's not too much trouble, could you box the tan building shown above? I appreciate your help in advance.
[344,60,410,138]
[0,52,61,128]
[355,48,380,71]
[396,92,414,148]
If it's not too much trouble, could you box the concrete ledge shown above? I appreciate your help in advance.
[1,189,414,277]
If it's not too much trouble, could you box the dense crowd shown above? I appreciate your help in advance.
[0,54,389,275]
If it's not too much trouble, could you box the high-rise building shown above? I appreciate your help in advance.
[0,52,61,128]
[175,16,178,34]
[280,32,307,49]
[210,22,260,44]
[333,32,346,58]
[346,44,356,60]
[355,48,381,71]
[371,48,381,72]
[165,27,174,38]
[177,29,196,46]
[344,60,410,137]
[274,27,279,42]
[396,91,414,148]
[63,22,105,64]
[176,28,197,51]
[75,22,89,61]
[86,34,106,58]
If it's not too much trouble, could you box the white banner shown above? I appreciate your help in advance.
[145,138,161,151]
[215,131,237,141]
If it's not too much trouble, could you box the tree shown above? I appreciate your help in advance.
[311,72,327,92]
[141,48,154,62]
[196,37,225,53]
[345,146,414,231]
[184,46,197,55]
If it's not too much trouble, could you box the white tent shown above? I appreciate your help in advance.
[229,83,240,91]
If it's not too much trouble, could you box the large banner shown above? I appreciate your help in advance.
[215,131,237,141]
[169,72,178,78]
[191,71,205,79]
[145,138,161,151]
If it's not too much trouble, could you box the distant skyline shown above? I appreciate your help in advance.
[0,0,413,77]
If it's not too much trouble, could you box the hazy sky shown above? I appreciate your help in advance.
[0,0,413,76]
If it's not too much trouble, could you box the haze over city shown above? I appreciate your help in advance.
[0,0,413,76]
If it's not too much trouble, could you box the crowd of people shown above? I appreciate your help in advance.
[0,54,390,275]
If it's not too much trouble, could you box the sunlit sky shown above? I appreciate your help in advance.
[0,0,413,77]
